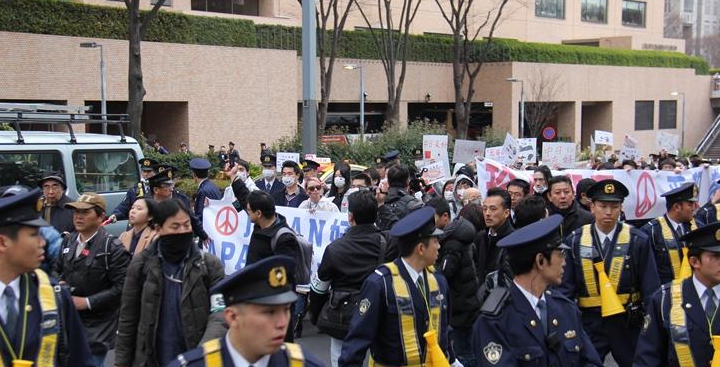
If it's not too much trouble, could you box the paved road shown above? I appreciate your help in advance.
[105,320,619,367]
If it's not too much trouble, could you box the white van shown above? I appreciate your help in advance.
[0,105,143,235]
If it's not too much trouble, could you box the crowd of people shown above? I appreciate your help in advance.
[4,144,720,367]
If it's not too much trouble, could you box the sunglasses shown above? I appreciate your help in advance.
[307,185,322,192]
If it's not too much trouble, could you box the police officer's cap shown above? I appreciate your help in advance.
[149,169,175,188]
[38,171,67,190]
[383,150,400,162]
[189,158,212,171]
[302,159,320,171]
[679,222,720,253]
[497,214,570,254]
[390,206,443,240]
[261,154,277,167]
[375,157,384,165]
[0,188,49,228]
[211,255,298,306]
[157,164,178,174]
[587,179,628,202]
[413,148,423,160]
[138,158,159,171]
[661,182,698,203]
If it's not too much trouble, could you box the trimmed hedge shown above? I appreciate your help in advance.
[0,0,710,74]
[711,68,720,75]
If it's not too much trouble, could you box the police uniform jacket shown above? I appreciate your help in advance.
[255,178,285,198]
[113,183,149,221]
[114,240,226,367]
[172,190,209,241]
[640,216,692,284]
[166,336,326,367]
[339,258,452,367]
[471,284,602,367]
[694,202,720,228]
[50,226,130,354]
[0,271,94,367]
[634,277,720,367]
[195,178,222,224]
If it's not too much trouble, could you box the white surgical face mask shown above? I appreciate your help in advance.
[535,185,547,194]
[456,189,465,200]
[334,177,346,188]
[281,176,295,186]
[414,191,423,200]
[237,172,248,182]
[443,191,455,201]
[262,169,275,179]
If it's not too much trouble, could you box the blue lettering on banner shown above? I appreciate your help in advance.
[235,244,249,270]
[208,240,216,256]
[291,217,302,233]
[221,241,235,263]
[309,219,326,247]
[243,217,253,237]
[666,175,686,188]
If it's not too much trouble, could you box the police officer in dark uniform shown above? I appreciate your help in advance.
[634,222,720,366]
[340,207,456,367]
[0,188,93,366]
[167,256,325,367]
[694,178,720,227]
[383,150,401,168]
[149,170,209,244]
[558,179,660,367]
[641,182,698,284]
[472,215,602,366]
[256,155,285,198]
[109,158,158,223]
[190,158,222,225]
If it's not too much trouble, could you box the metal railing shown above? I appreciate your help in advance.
[0,112,129,144]
[696,112,720,156]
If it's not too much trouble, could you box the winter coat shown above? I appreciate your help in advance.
[114,240,226,367]
[436,216,481,326]
[548,200,593,237]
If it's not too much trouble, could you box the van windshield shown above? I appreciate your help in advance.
[0,151,63,188]
[73,150,139,193]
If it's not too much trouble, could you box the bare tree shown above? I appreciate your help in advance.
[125,0,167,138]
[701,31,720,67]
[355,0,422,125]
[433,0,511,139]
[297,0,356,134]
[663,10,684,39]
[524,67,562,139]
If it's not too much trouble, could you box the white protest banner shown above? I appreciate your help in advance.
[485,147,504,161]
[204,200,350,275]
[620,135,641,161]
[423,135,451,177]
[594,130,614,146]
[590,136,596,153]
[452,139,486,163]
[500,133,519,166]
[477,159,720,219]
[517,138,537,164]
[656,132,680,153]
[276,152,300,172]
[418,160,446,184]
[304,154,332,164]
[541,142,576,168]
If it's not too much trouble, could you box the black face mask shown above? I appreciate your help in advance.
[159,232,193,263]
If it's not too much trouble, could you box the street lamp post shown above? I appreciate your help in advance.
[671,91,686,150]
[507,78,525,138]
[80,42,107,134]
[344,64,365,141]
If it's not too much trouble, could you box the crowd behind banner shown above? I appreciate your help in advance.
[13,135,720,367]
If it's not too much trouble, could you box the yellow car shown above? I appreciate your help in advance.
[318,163,368,186]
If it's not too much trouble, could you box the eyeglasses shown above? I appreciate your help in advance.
[42,185,62,191]
[307,185,322,192]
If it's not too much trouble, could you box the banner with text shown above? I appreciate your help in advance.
[477,158,720,220]
[204,199,350,275]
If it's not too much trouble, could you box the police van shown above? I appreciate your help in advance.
[0,103,143,235]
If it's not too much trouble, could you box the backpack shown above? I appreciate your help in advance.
[387,193,422,219]
[271,227,313,284]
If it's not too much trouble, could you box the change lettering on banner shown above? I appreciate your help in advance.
[204,199,350,275]
[476,158,720,220]
[276,152,300,172]
[518,138,537,164]
[594,130,614,146]
[452,139,486,163]
[541,142,576,168]
[656,132,680,153]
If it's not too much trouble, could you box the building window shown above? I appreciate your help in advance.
[635,101,654,130]
[151,0,172,5]
[623,1,646,27]
[684,0,694,12]
[536,0,565,19]
[582,0,608,22]
[191,0,259,16]
[659,100,677,129]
